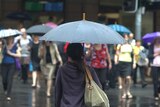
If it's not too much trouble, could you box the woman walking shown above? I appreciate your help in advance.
[30,35,41,88]
[16,28,32,83]
[55,43,101,107]
[39,41,62,97]
[1,36,21,100]
[133,40,148,88]
[115,34,134,99]
[148,37,160,100]
[90,44,112,90]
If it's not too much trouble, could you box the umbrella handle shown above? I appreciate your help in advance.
[83,13,86,20]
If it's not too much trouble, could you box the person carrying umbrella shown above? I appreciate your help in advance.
[1,36,21,101]
[55,43,101,107]
[148,36,160,100]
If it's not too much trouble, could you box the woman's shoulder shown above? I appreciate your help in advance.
[58,62,69,71]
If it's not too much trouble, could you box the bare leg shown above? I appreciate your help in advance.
[36,72,41,88]
[32,71,37,87]
[118,76,122,89]
[121,77,127,98]
[126,76,133,98]
[47,80,52,97]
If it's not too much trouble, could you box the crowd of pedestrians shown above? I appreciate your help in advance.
[0,25,160,105]
[0,27,63,101]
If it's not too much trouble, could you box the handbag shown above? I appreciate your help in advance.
[84,66,110,107]
[15,58,21,70]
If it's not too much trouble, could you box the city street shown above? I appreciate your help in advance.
[0,76,159,107]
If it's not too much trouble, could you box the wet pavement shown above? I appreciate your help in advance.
[0,76,159,107]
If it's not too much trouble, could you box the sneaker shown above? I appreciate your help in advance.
[31,84,36,88]
[6,97,11,101]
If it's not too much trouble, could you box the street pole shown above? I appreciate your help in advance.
[135,7,142,40]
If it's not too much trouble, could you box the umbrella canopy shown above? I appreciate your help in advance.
[27,24,53,36]
[0,29,22,38]
[142,32,160,43]
[108,24,131,35]
[6,12,32,21]
[45,22,57,28]
[40,20,125,44]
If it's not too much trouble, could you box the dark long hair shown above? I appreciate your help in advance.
[66,43,85,72]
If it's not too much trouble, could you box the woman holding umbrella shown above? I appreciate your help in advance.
[148,37,160,100]
[1,36,21,101]
[55,43,101,107]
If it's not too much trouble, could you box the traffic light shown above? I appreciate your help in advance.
[123,0,138,13]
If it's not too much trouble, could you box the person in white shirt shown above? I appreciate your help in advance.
[15,28,32,84]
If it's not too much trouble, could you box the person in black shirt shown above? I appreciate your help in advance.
[30,35,41,88]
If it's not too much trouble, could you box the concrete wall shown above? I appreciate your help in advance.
[0,0,22,29]
[64,0,99,22]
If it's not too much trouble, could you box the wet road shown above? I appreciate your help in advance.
[0,77,159,107]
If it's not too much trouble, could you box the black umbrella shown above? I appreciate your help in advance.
[6,12,32,21]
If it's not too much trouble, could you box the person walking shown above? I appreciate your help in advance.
[15,28,32,83]
[39,41,62,97]
[90,44,112,90]
[29,35,41,88]
[148,37,160,100]
[115,34,134,99]
[55,43,101,107]
[1,36,21,101]
[133,40,148,88]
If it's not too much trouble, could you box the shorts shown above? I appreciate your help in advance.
[117,61,132,77]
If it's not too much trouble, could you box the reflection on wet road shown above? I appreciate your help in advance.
[0,78,159,107]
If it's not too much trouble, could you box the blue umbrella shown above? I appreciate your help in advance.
[142,32,160,43]
[108,24,131,35]
[40,20,125,44]
[0,29,22,38]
